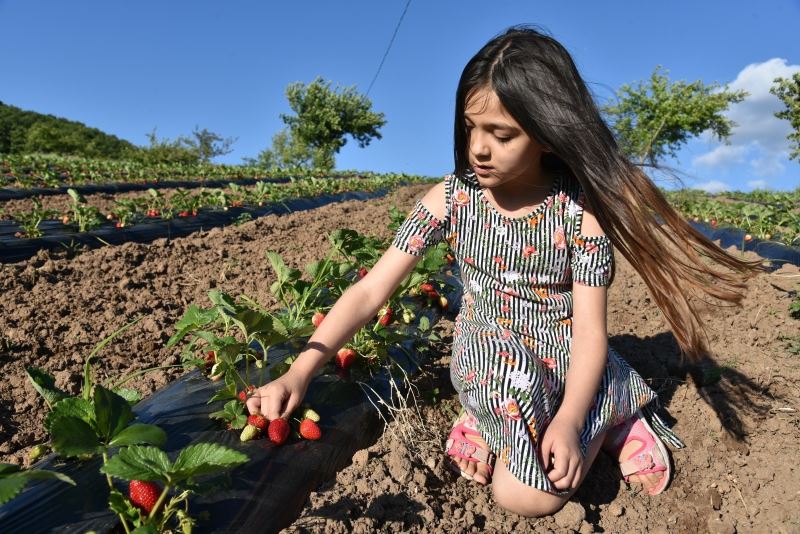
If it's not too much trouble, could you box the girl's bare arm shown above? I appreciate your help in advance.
[557,207,609,429]
[291,180,447,378]
[248,181,447,419]
[541,206,610,489]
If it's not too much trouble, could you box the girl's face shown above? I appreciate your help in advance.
[464,87,551,191]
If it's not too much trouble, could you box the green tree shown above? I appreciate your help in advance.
[603,66,748,166]
[138,128,199,165]
[184,126,237,163]
[259,77,386,170]
[770,72,800,161]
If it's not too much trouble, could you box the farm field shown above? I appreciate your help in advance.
[1,180,799,532]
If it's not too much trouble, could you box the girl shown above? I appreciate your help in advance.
[247,25,760,517]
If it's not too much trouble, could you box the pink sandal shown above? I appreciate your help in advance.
[445,410,496,480]
[604,410,672,495]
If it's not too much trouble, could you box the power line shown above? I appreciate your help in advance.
[366,0,412,97]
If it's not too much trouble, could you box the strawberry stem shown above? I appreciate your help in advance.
[148,482,171,521]
[103,364,186,391]
[102,450,132,534]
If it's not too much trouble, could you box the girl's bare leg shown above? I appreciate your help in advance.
[490,431,606,518]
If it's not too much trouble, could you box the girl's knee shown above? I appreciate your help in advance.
[491,478,567,518]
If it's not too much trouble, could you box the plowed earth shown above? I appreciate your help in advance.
[1,182,798,533]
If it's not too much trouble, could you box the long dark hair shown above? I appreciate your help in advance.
[454,25,762,362]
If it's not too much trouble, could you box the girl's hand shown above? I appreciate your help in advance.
[245,367,310,420]
[539,416,584,490]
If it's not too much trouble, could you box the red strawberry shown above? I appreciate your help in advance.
[336,348,356,369]
[358,267,368,279]
[129,480,161,515]
[268,418,290,445]
[420,283,435,293]
[299,418,322,440]
[238,385,255,402]
[377,306,392,326]
[178,211,189,217]
[247,414,268,432]
[312,311,326,328]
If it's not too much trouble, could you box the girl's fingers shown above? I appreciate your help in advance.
[571,458,582,489]
[548,447,568,482]
[540,440,553,470]
[281,391,301,419]
[265,389,287,420]
[245,394,261,416]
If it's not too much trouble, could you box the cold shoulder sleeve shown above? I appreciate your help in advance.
[570,234,613,286]
[391,199,446,256]
[569,189,614,286]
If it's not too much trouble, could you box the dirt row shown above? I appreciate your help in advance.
[0,180,302,220]
[1,181,798,533]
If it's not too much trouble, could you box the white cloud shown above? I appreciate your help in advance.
[692,143,748,168]
[692,58,799,171]
[750,156,785,177]
[694,180,731,193]
[747,179,768,189]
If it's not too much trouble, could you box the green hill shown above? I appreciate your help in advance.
[0,101,138,159]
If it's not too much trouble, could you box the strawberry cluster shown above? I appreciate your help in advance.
[239,405,322,444]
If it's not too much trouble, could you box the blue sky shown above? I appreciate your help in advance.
[1,0,798,192]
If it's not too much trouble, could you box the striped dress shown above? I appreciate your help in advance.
[392,170,684,493]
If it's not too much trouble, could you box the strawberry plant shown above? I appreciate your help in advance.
[249,180,273,206]
[101,442,247,532]
[22,317,248,533]
[66,188,103,232]
[145,188,165,218]
[13,197,56,238]
[110,198,145,228]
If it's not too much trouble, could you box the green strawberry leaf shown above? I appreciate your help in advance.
[208,290,237,312]
[50,416,102,457]
[108,424,167,448]
[113,388,142,405]
[167,305,220,347]
[67,188,85,204]
[233,309,274,336]
[0,465,75,505]
[266,251,290,283]
[0,477,26,505]
[24,367,68,409]
[418,316,431,332]
[93,385,134,442]
[100,445,171,482]
[45,397,95,433]
[170,443,248,482]
[0,464,21,475]
[108,487,139,520]
[305,260,323,279]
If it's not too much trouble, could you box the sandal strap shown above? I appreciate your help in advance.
[445,437,495,465]
[620,452,666,477]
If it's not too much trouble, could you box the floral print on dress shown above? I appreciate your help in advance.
[391,199,446,257]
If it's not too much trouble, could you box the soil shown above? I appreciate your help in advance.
[1,182,799,533]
